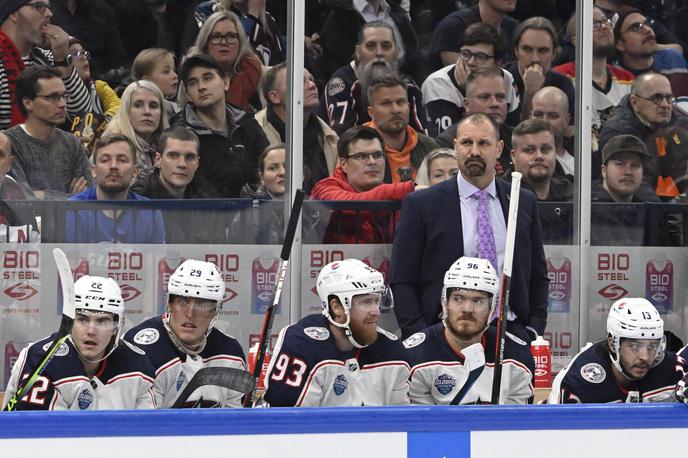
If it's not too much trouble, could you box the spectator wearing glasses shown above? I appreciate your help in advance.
[5,65,92,199]
[597,1,684,56]
[67,38,120,120]
[0,0,91,130]
[613,6,687,78]
[422,22,519,136]
[599,72,688,200]
[188,10,263,112]
[365,73,437,183]
[310,125,422,244]
[552,7,635,145]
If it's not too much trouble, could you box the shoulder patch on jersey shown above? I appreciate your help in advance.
[580,362,606,383]
[376,327,399,341]
[43,340,69,357]
[333,374,348,396]
[304,326,330,341]
[403,332,426,349]
[77,388,93,410]
[506,332,528,346]
[123,339,146,355]
[133,328,160,345]
[434,374,456,396]
[327,77,345,96]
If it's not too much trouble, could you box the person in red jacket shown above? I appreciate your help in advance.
[310,125,424,243]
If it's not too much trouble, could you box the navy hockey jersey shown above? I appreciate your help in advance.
[263,314,410,407]
[3,334,156,410]
[421,65,520,135]
[124,316,246,408]
[405,323,534,405]
[548,341,687,403]
[318,62,428,136]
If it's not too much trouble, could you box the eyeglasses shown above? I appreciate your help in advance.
[209,32,239,45]
[25,2,51,15]
[634,93,674,105]
[622,20,652,34]
[72,50,91,60]
[458,49,494,65]
[35,93,70,103]
[346,151,385,161]
[446,291,491,308]
[592,18,613,30]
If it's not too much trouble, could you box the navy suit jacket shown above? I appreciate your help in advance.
[390,176,549,339]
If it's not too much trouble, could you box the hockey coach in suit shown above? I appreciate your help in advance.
[390,112,549,341]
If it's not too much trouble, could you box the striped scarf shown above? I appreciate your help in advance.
[0,29,26,127]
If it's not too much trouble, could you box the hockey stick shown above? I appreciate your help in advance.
[171,367,255,408]
[490,172,522,405]
[243,189,306,407]
[3,248,75,411]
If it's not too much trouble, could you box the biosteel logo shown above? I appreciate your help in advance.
[598,284,628,300]
[3,283,38,301]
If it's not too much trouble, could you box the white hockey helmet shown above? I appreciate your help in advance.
[607,298,665,379]
[167,259,224,306]
[442,257,499,309]
[72,275,125,361]
[316,259,389,348]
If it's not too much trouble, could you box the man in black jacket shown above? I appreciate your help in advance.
[110,0,198,62]
[131,126,224,244]
[171,54,269,198]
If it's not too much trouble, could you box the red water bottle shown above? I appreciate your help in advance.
[531,336,552,388]
[247,343,271,390]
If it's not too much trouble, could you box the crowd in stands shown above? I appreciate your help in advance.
[1,0,688,246]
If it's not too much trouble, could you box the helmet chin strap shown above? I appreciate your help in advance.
[325,310,369,349]
[70,332,120,365]
[163,309,214,357]
[609,351,641,381]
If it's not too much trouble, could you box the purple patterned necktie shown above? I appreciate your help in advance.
[474,190,497,271]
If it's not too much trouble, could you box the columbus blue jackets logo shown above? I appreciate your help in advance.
[333,374,348,396]
[78,388,94,409]
[42,341,69,357]
[580,363,606,383]
[403,332,426,349]
[133,328,159,345]
[327,77,345,96]
[434,374,456,395]
[304,327,330,341]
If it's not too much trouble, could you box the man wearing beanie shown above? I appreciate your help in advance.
[613,5,687,77]
[0,0,90,129]
[593,134,658,203]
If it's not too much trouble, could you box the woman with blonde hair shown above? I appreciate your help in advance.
[131,48,180,122]
[103,80,169,178]
[189,10,263,111]
[415,148,460,186]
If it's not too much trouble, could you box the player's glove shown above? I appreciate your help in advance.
[675,375,688,404]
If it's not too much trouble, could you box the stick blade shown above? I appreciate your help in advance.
[171,367,256,409]
[53,248,75,319]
